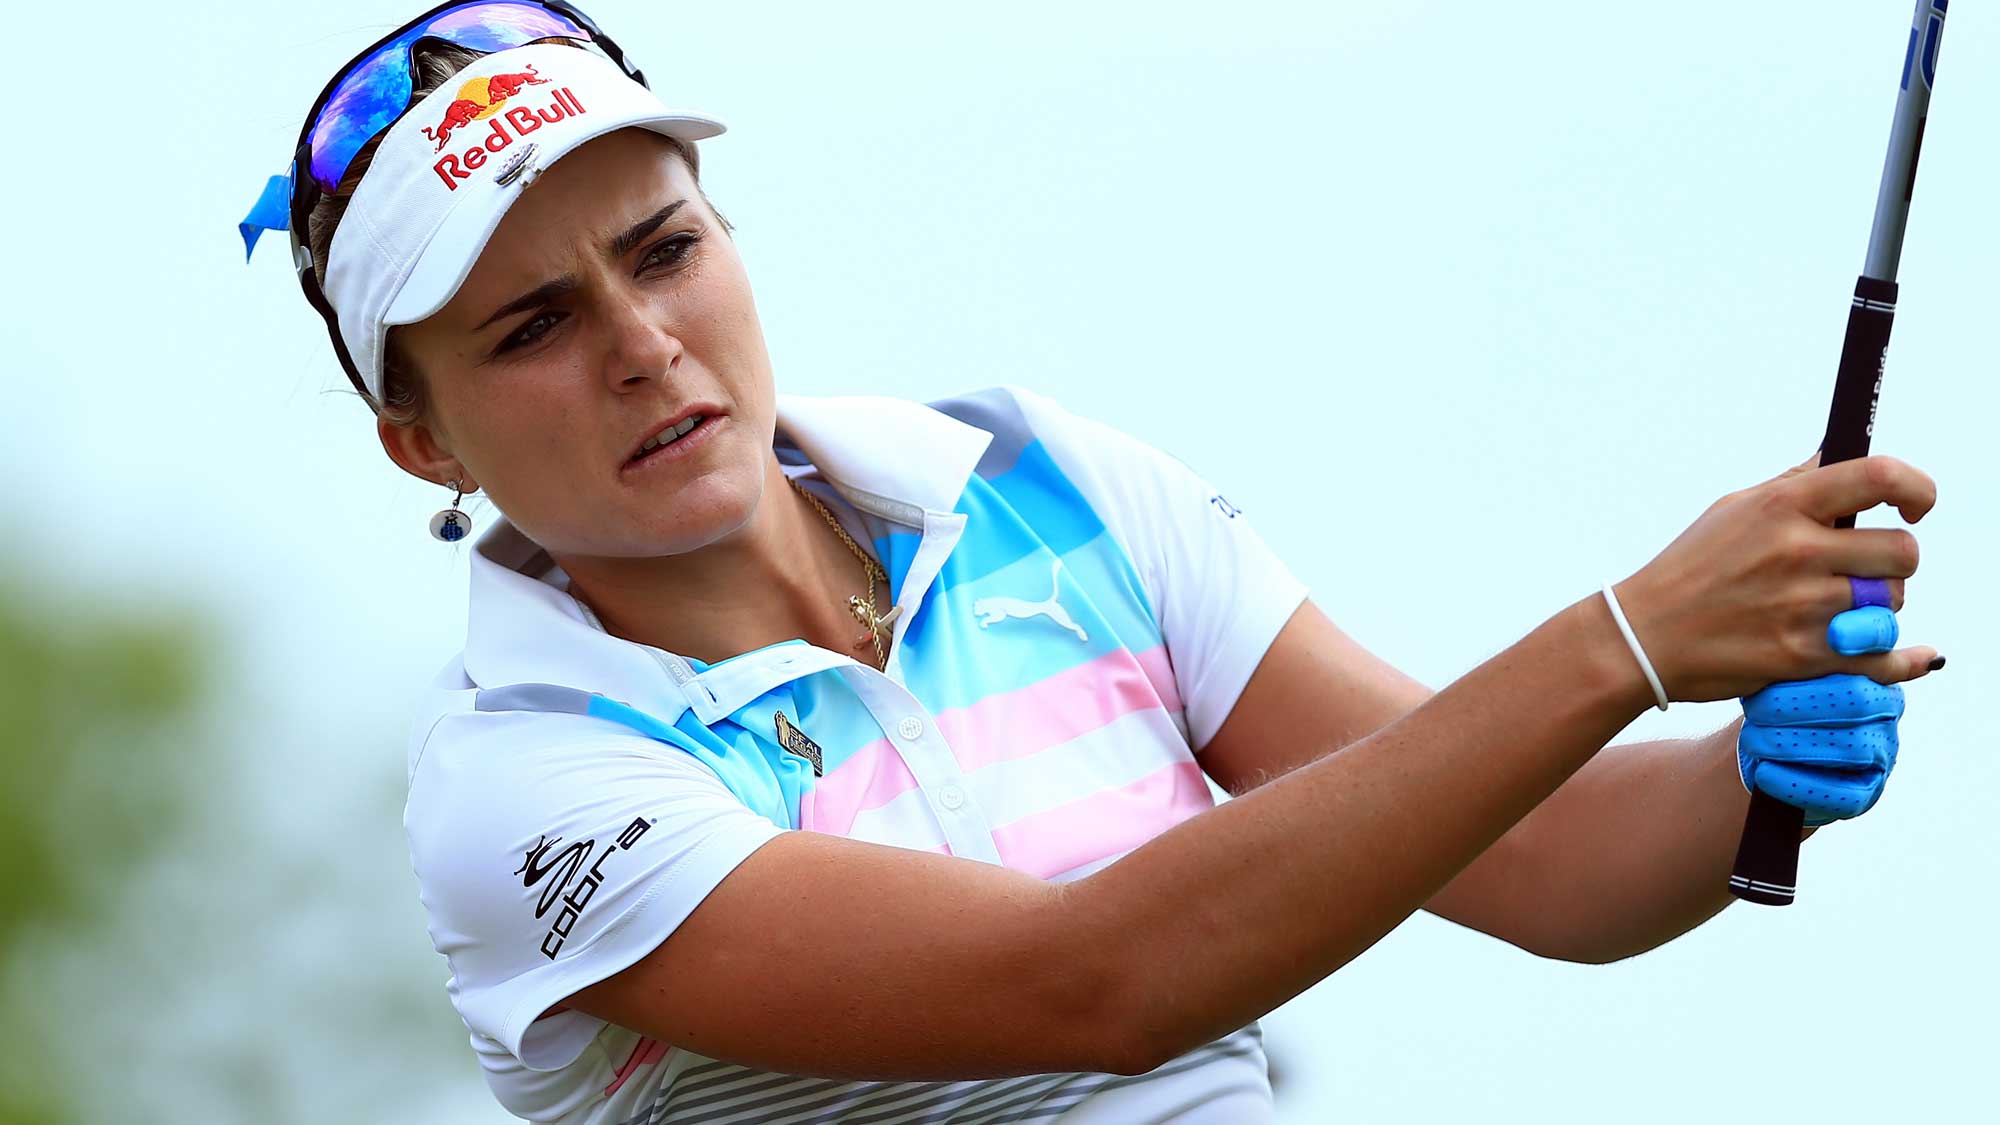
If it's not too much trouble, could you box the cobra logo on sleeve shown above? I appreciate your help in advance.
[512,817,655,959]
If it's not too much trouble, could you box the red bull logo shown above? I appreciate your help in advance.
[427,74,589,192]
[421,64,550,151]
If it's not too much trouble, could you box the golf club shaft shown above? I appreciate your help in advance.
[1728,0,1947,907]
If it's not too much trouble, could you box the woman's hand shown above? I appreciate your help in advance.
[1613,450,1939,704]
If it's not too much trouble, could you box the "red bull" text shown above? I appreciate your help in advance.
[431,86,588,191]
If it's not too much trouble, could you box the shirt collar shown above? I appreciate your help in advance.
[459,391,993,715]
[768,391,991,523]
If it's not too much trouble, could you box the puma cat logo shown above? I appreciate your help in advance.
[971,557,1088,642]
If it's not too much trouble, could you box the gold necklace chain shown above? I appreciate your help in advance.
[786,474,895,670]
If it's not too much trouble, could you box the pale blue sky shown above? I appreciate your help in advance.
[4,2,1994,1120]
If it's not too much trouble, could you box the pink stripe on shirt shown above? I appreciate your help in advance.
[605,1038,669,1097]
[800,740,914,836]
[807,644,1184,837]
[989,760,1213,880]
[1131,643,1183,714]
[938,645,1180,774]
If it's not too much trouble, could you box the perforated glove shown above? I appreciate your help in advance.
[1736,605,1904,827]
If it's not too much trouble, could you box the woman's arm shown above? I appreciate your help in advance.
[1190,599,1548,948]
[565,589,1653,1081]
[1194,599,1439,798]
[1197,604,1847,964]
[1491,718,1754,964]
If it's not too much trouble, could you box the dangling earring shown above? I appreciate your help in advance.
[429,479,472,542]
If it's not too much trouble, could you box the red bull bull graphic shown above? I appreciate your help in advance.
[422,97,488,151]
[421,64,551,152]
[485,65,549,101]
[430,85,588,191]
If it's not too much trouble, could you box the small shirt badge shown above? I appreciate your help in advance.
[773,710,823,777]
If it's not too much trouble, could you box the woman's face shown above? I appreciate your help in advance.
[386,128,776,560]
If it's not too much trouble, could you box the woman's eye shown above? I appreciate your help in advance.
[498,310,564,353]
[640,234,699,273]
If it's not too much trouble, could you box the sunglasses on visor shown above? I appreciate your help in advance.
[238,0,645,393]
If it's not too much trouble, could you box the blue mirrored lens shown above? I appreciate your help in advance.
[306,1,590,191]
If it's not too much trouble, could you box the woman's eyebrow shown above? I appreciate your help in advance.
[475,276,578,332]
[610,200,687,258]
[469,201,688,332]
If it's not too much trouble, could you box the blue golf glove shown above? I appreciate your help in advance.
[1737,605,1905,827]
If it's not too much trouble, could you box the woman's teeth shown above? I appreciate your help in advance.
[639,415,704,455]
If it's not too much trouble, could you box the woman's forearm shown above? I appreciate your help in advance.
[1492,713,1828,964]
[1071,590,1652,1069]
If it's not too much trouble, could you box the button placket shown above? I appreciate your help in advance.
[844,673,999,864]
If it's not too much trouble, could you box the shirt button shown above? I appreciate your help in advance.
[897,716,924,740]
[937,785,966,810]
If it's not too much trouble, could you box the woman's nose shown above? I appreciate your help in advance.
[599,294,682,390]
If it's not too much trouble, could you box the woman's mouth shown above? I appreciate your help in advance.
[624,413,721,473]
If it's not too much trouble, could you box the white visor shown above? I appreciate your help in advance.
[322,43,724,401]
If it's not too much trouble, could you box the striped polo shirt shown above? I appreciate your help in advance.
[403,383,1311,1123]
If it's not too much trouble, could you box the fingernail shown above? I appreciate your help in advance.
[1926,655,1946,671]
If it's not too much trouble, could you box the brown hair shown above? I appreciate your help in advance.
[307,38,720,426]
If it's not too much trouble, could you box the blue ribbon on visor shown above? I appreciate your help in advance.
[239,172,294,262]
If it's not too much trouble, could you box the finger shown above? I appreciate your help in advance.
[1739,716,1897,771]
[1829,606,1899,655]
[1804,576,1904,619]
[1786,455,1938,525]
[1837,644,1941,686]
[1751,760,1885,824]
[1743,673,1903,726]
[1808,526,1921,578]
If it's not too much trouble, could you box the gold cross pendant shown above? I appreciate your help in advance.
[848,598,903,639]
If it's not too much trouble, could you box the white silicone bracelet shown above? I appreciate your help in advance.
[1601,582,1670,712]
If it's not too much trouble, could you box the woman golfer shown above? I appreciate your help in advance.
[242,3,1941,1121]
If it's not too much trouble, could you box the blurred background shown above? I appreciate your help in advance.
[2,1,1992,1121]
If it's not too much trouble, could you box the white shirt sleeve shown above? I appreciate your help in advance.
[1000,384,1312,752]
[404,707,786,1071]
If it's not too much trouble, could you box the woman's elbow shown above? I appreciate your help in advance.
[1022,886,1170,1077]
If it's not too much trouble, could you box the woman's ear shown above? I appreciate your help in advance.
[378,413,478,493]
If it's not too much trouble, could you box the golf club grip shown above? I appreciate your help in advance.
[1728,276,1899,906]
[1731,794,1805,905]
